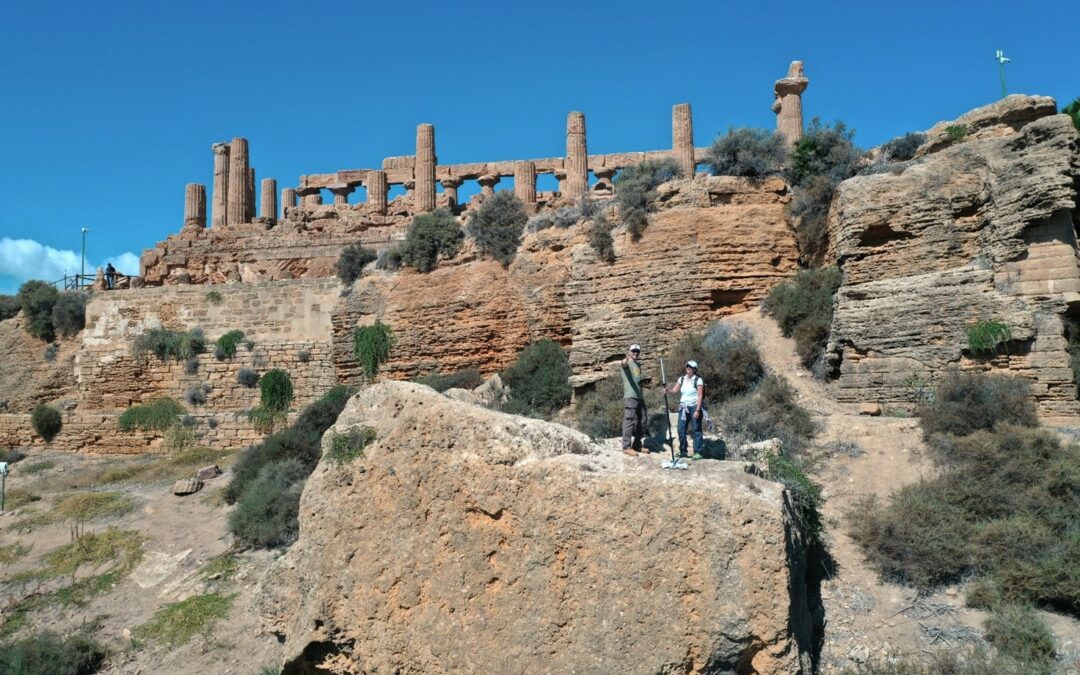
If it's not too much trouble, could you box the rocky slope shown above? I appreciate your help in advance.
[257,382,815,673]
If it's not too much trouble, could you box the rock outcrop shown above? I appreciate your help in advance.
[258,382,814,674]
[828,95,1080,421]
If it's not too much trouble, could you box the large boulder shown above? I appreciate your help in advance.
[257,382,814,673]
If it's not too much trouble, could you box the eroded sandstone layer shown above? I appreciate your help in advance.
[258,382,813,674]
[827,95,1080,421]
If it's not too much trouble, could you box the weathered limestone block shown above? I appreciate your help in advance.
[211,143,229,228]
[227,137,250,224]
[367,170,388,215]
[257,383,813,674]
[184,183,206,228]
[281,187,296,219]
[260,178,277,223]
[565,111,588,199]
[773,61,809,146]
[918,94,1059,156]
[415,124,436,212]
[672,102,695,177]
[513,160,536,204]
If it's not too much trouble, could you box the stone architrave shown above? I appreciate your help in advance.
[260,178,277,222]
[440,177,463,208]
[478,174,500,197]
[368,170,388,215]
[281,188,297,219]
[211,143,230,227]
[565,112,588,199]
[672,103,695,177]
[184,183,206,228]
[227,137,250,224]
[773,61,809,147]
[247,168,257,222]
[415,124,437,212]
[514,161,537,205]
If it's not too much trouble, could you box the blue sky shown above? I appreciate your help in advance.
[1,0,1078,294]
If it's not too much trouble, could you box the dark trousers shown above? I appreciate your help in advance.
[622,398,646,450]
[678,405,703,455]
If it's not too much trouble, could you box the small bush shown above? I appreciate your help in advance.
[467,191,528,267]
[527,212,555,232]
[336,243,378,284]
[132,327,206,362]
[297,349,311,363]
[917,370,1037,441]
[706,127,787,178]
[614,157,679,240]
[17,280,60,342]
[965,319,1011,355]
[0,293,20,321]
[118,397,185,432]
[984,604,1056,668]
[237,368,259,387]
[228,458,307,548]
[244,339,254,352]
[882,132,926,161]
[52,492,134,524]
[51,292,87,337]
[247,405,287,435]
[668,322,765,409]
[763,266,842,369]
[0,448,26,463]
[399,208,463,273]
[1064,97,1080,131]
[553,206,583,228]
[326,426,377,464]
[414,369,484,393]
[353,321,393,381]
[766,451,824,545]
[375,247,402,271]
[501,339,572,419]
[572,371,625,439]
[586,213,616,263]
[31,404,62,442]
[205,290,223,305]
[945,124,968,143]
[717,373,816,453]
[180,414,196,428]
[43,343,59,362]
[0,631,106,675]
[133,592,235,647]
[214,330,245,360]
[259,369,293,412]
[184,357,199,374]
[183,383,211,407]
[164,424,197,452]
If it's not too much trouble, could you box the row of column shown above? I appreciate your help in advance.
[186,137,279,228]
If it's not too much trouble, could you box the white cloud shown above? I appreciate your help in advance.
[0,237,140,286]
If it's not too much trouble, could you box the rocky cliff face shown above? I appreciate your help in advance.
[257,382,814,674]
[827,95,1080,421]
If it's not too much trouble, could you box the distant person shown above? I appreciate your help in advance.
[621,343,648,456]
[668,360,704,459]
[104,263,116,290]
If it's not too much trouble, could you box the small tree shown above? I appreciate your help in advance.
[0,294,19,321]
[467,192,528,267]
[1064,97,1080,131]
[336,243,377,284]
[214,330,245,360]
[586,214,616,263]
[706,127,787,178]
[614,157,680,240]
[17,280,60,342]
[501,338,572,418]
[51,292,87,337]
[399,208,463,273]
[31,403,62,442]
[881,132,926,162]
[260,370,294,412]
[352,321,393,381]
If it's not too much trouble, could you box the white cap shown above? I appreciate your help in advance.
[686,360,698,368]
[629,344,642,351]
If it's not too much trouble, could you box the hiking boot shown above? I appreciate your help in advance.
[692,453,703,460]
[678,451,688,458]
[623,448,639,456]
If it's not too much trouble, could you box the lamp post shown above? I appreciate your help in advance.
[80,227,90,287]
[995,50,1011,99]
[0,462,8,512]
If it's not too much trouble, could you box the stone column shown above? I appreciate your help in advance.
[415,124,436,212]
[367,170,388,215]
[246,168,256,222]
[281,188,297,219]
[329,185,353,205]
[514,161,537,205]
[227,137,250,224]
[478,174,500,197]
[594,167,617,192]
[211,143,229,227]
[440,177,463,208]
[260,178,277,222]
[773,61,809,147]
[554,169,567,195]
[565,111,588,199]
[184,183,206,228]
[298,188,322,207]
[672,103,695,177]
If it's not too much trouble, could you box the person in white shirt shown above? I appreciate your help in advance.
[667,360,704,459]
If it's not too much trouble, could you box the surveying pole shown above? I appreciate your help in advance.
[995,50,1011,99]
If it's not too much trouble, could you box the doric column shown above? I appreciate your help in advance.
[565,111,588,199]
[211,143,229,227]
[298,188,322,207]
[415,123,436,212]
[227,137,250,224]
[281,188,297,219]
[329,184,353,205]
[672,103,695,177]
[554,169,567,195]
[247,168,256,221]
[478,174,500,197]
[260,178,277,222]
[773,61,809,147]
[594,167,617,192]
[184,183,206,228]
[440,177,463,207]
[514,161,536,205]
[367,170,388,215]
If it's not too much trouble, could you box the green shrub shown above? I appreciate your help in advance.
[705,127,787,178]
[41,527,143,578]
[0,448,26,463]
[131,327,206,362]
[247,405,287,435]
[184,357,199,374]
[17,280,60,342]
[259,369,293,412]
[336,243,377,284]
[763,266,842,369]
[614,157,680,240]
[414,369,484,393]
[214,330,245,360]
[586,213,616,262]
[717,373,816,453]
[133,592,235,647]
[1064,97,1080,131]
[118,398,184,432]
[183,383,211,407]
[916,370,1036,441]
[164,424,197,452]
[353,321,393,381]
[945,124,968,142]
[882,132,926,161]
[984,604,1056,668]
[572,371,626,439]
[297,349,311,363]
[205,290,223,305]
[399,208,463,273]
[501,339,572,419]
[228,458,307,548]
[237,368,258,387]
[51,292,87,337]
[326,426,377,464]
[375,247,402,271]
[0,293,19,321]
[668,322,765,409]
[965,319,1011,355]
[766,451,824,545]
[31,404,62,442]
[0,631,106,675]
[467,191,528,267]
